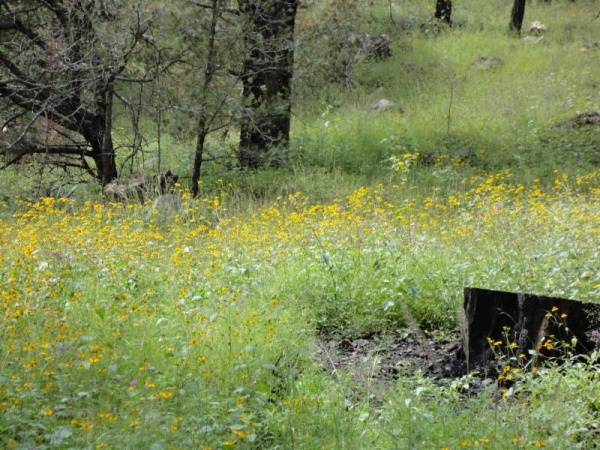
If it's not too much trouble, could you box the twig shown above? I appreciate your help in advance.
[388,0,397,28]
[397,300,441,374]
[318,342,340,381]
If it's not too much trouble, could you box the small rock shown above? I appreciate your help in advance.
[395,360,411,368]
[481,378,494,388]
[327,340,339,350]
[368,99,403,113]
[528,21,547,35]
[469,379,483,389]
[354,339,370,348]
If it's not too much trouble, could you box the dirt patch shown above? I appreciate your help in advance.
[316,333,467,380]
[314,332,500,399]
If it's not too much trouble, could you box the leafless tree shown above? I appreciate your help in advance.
[0,0,163,186]
[189,0,236,196]
[186,0,300,174]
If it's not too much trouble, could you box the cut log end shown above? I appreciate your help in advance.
[461,287,600,373]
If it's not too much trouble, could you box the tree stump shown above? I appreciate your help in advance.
[462,287,600,372]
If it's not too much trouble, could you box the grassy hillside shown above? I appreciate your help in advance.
[1,1,600,448]
[291,0,599,186]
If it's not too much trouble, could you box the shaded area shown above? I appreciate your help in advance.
[316,333,465,382]
[463,287,600,372]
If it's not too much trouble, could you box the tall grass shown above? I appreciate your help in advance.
[292,0,599,190]
[1,0,600,448]
[2,166,600,447]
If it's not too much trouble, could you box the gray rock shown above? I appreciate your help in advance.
[369,99,403,113]
[145,193,182,221]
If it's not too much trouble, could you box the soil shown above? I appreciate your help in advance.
[558,111,600,129]
[314,332,496,395]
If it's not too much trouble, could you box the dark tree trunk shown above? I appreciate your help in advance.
[461,288,600,373]
[81,117,117,186]
[238,0,299,168]
[191,0,220,197]
[78,82,118,186]
[509,0,526,36]
[435,0,452,25]
[89,126,118,187]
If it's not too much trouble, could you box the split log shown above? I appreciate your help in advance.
[462,287,600,372]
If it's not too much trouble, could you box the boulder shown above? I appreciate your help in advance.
[145,193,182,221]
[368,99,403,113]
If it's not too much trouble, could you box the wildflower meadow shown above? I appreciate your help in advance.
[2,0,600,448]
[2,167,600,448]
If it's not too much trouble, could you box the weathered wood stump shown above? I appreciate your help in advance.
[102,170,178,203]
[462,287,600,372]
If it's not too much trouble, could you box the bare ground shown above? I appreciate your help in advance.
[314,332,497,397]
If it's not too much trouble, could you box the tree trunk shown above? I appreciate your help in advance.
[509,0,526,36]
[91,83,118,186]
[238,0,299,168]
[98,131,118,187]
[435,0,452,25]
[191,0,220,197]
[84,118,118,186]
[462,288,600,373]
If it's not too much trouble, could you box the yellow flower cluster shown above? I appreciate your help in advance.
[0,168,598,445]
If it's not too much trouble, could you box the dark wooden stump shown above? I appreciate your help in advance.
[462,287,600,372]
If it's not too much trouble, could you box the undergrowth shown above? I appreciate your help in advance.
[2,167,600,448]
[1,0,600,448]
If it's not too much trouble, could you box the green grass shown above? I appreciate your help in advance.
[291,0,599,187]
[1,0,600,448]
[2,170,600,448]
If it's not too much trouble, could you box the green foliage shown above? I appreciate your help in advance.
[293,0,599,187]
[1,0,600,448]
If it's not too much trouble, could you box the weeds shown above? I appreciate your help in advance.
[1,0,600,448]
[2,168,600,447]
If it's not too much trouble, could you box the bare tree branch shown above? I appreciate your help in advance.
[0,1,175,185]
[189,0,239,15]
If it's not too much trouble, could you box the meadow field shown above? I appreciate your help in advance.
[1,0,600,448]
